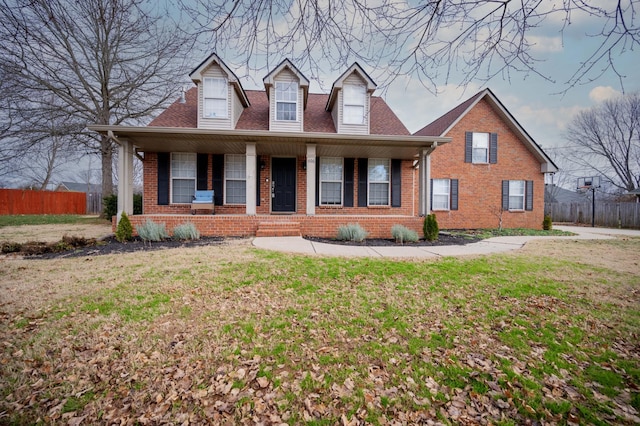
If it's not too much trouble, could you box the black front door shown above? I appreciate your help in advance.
[272,157,296,212]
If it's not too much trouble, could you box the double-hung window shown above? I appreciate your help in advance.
[432,179,451,210]
[203,77,228,118]
[368,158,390,206]
[343,84,365,124]
[275,81,298,121]
[472,132,489,163]
[225,154,246,204]
[171,153,196,204]
[320,157,343,205]
[508,180,525,210]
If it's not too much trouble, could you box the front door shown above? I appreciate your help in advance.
[272,157,297,212]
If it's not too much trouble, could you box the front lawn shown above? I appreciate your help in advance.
[0,214,107,227]
[0,237,638,424]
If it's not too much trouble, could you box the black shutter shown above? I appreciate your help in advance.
[502,180,510,211]
[525,180,534,211]
[465,132,473,163]
[430,179,433,210]
[391,159,401,207]
[212,154,224,206]
[344,158,354,207]
[490,133,498,164]
[451,179,459,210]
[197,154,208,190]
[256,156,260,207]
[357,158,368,207]
[157,152,170,205]
[315,157,320,206]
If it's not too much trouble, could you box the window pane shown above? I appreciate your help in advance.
[369,182,389,205]
[171,153,196,178]
[320,158,342,180]
[172,179,195,204]
[344,105,364,124]
[472,132,489,163]
[509,180,525,210]
[204,98,227,118]
[433,194,449,210]
[321,182,342,204]
[226,180,246,204]
[276,82,298,101]
[225,155,246,179]
[203,78,227,118]
[368,159,389,182]
[344,85,365,105]
[276,102,296,121]
[432,179,450,210]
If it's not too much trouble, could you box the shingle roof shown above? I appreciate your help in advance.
[149,87,409,135]
[413,90,484,137]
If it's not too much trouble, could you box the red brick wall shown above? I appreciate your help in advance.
[115,214,426,239]
[430,98,545,229]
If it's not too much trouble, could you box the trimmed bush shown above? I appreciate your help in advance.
[543,215,553,230]
[423,214,439,241]
[115,212,133,242]
[173,222,200,240]
[336,223,368,242]
[136,219,169,242]
[103,194,143,219]
[391,224,419,244]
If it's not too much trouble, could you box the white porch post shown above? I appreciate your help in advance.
[117,139,134,221]
[306,144,316,215]
[245,143,257,215]
[418,144,437,216]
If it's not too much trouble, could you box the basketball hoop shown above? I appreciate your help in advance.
[577,176,601,227]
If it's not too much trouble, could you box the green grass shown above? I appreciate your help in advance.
[0,214,108,227]
[450,228,576,239]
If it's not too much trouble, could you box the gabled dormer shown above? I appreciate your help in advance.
[263,59,309,132]
[326,63,377,135]
[189,53,250,129]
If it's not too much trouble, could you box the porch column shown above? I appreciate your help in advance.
[418,144,437,216]
[306,144,316,215]
[117,139,134,221]
[245,143,257,215]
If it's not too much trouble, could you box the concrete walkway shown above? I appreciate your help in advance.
[252,225,640,258]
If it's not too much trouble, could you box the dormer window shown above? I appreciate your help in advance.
[343,84,366,124]
[203,77,228,118]
[275,81,298,121]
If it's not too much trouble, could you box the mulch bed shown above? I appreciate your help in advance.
[304,232,481,246]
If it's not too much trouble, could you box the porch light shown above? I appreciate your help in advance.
[302,160,306,170]
[260,160,266,170]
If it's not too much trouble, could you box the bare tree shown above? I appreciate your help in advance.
[0,0,191,196]
[181,0,639,92]
[564,92,640,193]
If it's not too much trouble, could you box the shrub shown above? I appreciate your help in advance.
[391,224,419,244]
[136,219,169,242]
[173,222,200,240]
[102,194,143,219]
[423,214,439,241]
[542,215,553,231]
[115,212,133,242]
[336,223,368,242]
[1,242,22,254]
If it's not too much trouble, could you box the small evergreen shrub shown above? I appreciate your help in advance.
[423,214,439,241]
[136,219,169,242]
[173,222,200,240]
[391,224,419,244]
[542,215,553,231]
[115,212,133,242]
[336,223,368,242]
[103,194,143,219]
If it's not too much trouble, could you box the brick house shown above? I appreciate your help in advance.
[414,88,557,229]
[89,55,555,237]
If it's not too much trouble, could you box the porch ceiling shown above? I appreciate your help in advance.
[88,125,450,160]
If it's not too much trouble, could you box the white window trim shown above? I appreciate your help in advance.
[224,154,246,205]
[432,178,451,211]
[275,81,298,122]
[472,132,489,164]
[508,180,525,211]
[343,84,366,125]
[368,158,391,206]
[319,157,344,206]
[170,152,196,204]
[203,77,228,119]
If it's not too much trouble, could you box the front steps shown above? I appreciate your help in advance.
[256,221,301,237]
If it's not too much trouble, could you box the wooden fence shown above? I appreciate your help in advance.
[545,202,640,229]
[0,189,86,215]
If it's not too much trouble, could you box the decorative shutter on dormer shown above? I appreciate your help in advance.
[525,180,534,211]
[465,132,473,163]
[490,133,498,164]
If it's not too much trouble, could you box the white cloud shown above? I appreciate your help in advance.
[589,86,621,103]
[527,35,563,53]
